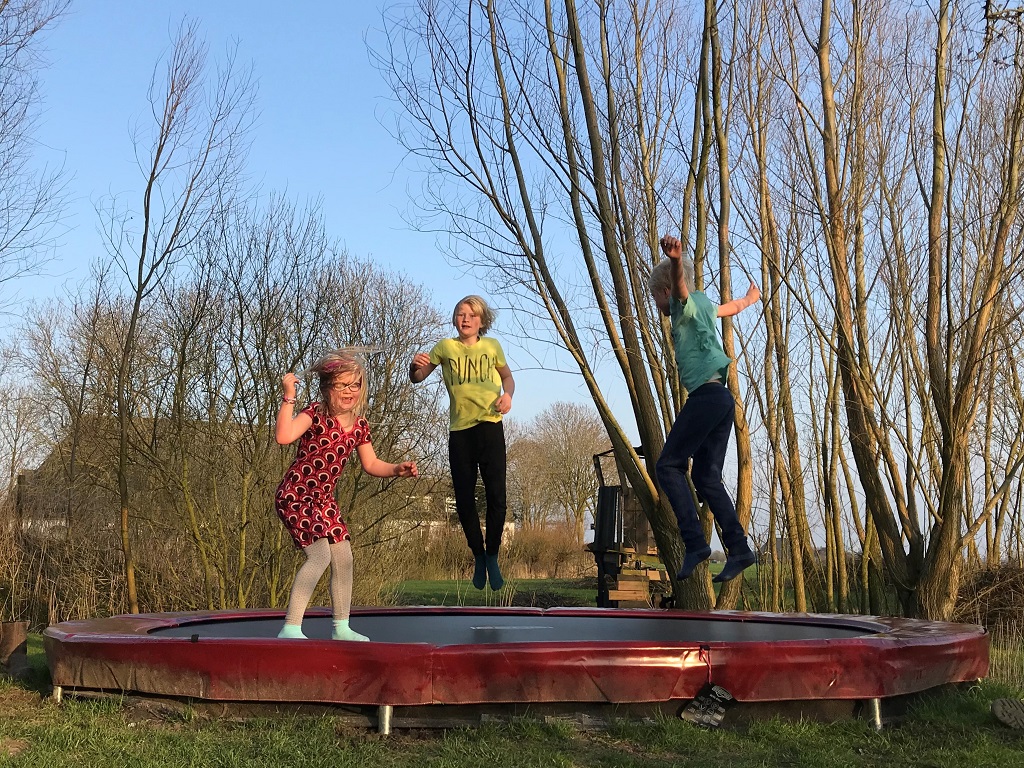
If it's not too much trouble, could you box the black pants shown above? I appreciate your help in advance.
[449,421,507,556]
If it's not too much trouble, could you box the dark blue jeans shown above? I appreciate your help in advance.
[655,381,748,554]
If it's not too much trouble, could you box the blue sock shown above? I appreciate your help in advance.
[472,554,487,590]
[676,543,712,580]
[277,623,306,639]
[712,548,756,583]
[486,554,504,590]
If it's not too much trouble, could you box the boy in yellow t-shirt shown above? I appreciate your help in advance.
[410,295,515,589]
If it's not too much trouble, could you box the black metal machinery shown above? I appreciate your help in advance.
[589,448,664,607]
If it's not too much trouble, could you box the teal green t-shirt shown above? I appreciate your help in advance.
[670,292,732,393]
[429,337,507,431]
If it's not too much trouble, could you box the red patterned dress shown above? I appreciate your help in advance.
[275,403,371,548]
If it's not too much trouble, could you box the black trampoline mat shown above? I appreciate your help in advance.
[150,613,871,644]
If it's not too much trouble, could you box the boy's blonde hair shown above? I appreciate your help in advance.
[648,257,696,295]
[303,349,368,417]
[453,295,496,335]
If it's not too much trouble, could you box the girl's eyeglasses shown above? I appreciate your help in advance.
[329,380,362,393]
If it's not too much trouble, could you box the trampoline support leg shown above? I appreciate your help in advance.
[52,685,62,704]
[867,697,882,730]
[378,704,393,735]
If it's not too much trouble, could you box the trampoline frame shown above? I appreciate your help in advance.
[44,605,988,729]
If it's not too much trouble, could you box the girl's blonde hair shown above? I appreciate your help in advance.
[453,295,496,335]
[648,257,696,295]
[302,349,368,417]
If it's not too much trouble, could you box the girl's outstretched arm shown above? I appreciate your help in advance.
[356,442,418,478]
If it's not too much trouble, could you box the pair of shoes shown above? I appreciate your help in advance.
[992,698,1024,729]
[676,544,712,580]
[472,555,487,590]
[486,554,504,590]
[712,550,756,583]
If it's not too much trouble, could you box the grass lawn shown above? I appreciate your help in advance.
[2,635,1023,767]
[382,564,743,609]
[385,577,599,607]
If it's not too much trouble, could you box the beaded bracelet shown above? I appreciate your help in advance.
[282,397,297,404]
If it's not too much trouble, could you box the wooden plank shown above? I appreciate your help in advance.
[614,599,652,608]
[616,574,648,583]
[608,589,649,601]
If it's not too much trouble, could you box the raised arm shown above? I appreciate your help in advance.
[275,372,313,444]
[409,352,438,383]
[717,280,762,318]
[659,235,690,302]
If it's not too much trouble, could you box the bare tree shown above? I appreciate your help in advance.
[378,0,1024,621]
[12,212,447,621]
[531,401,606,544]
[507,424,557,531]
[101,19,255,613]
[376,0,758,608]
[0,0,69,305]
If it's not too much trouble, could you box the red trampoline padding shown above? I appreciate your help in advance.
[44,607,989,706]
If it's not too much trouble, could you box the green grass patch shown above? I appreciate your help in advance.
[3,677,1023,767]
[385,578,598,608]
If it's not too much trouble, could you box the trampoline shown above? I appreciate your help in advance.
[44,606,988,729]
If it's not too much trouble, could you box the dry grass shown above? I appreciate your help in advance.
[954,566,1024,632]
[954,565,1024,691]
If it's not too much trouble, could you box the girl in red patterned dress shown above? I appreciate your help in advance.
[275,350,418,640]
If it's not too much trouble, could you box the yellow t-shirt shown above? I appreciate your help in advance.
[429,337,507,431]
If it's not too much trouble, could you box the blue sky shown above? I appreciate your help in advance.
[22,0,611,427]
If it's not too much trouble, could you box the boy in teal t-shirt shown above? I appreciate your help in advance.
[410,295,515,590]
[649,235,761,584]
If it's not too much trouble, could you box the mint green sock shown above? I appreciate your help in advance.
[277,623,306,639]
[332,619,369,642]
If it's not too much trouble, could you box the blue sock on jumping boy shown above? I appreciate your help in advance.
[712,542,756,583]
[473,554,487,590]
[472,553,504,590]
[485,554,503,590]
[677,542,713,580]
